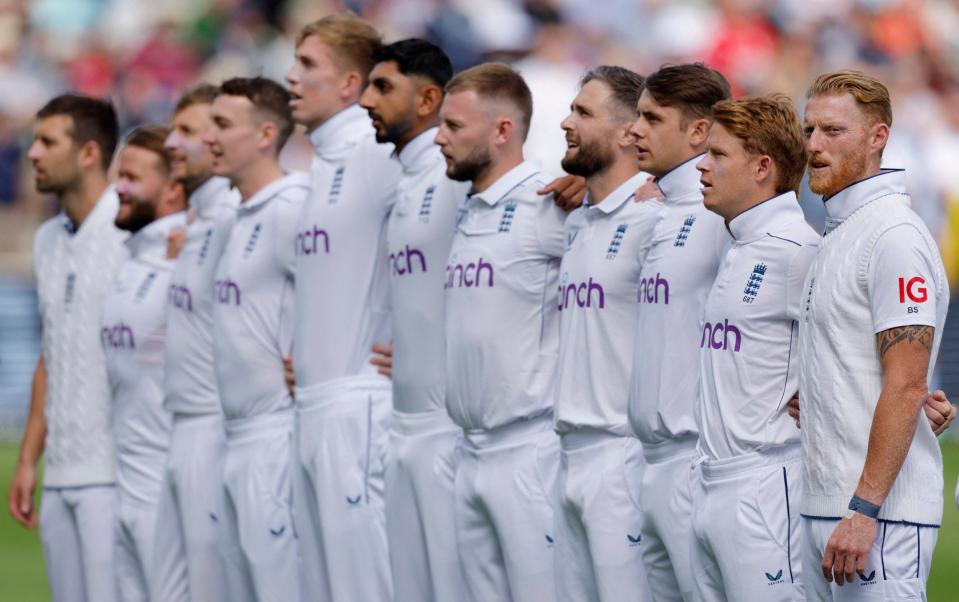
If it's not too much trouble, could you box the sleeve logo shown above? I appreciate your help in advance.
[898,277,927,303]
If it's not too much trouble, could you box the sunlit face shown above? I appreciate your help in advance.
[115,145,168,232]
[803,93,873,196]
[165,102,215,190]
[286,36,348,131]
[627,89,694,177]
[27,115,82,194]
[697,122,756,220]
[434,90,494,183]
[359,60,417,145]
[203,94,260,179]
[559,80,619,179]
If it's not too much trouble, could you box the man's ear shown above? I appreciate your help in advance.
[494,116,515,145]
[755,154,774,186]
[342,71,364,101]
[258,121,279,153]
[870,122,890,155]
[78,140,103,171]
[417,85,444,118]
[688,117,711,148]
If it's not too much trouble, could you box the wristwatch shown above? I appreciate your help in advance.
[846,495,881,520]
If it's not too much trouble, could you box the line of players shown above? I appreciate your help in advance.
[9,10,957,602]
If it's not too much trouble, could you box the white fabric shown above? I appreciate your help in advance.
[455,418,560,602]
[444,161,566,430]
[627,156,728,446]
[388,128,470,414]
[691,445,804,601]
[554,172,661,436]
[39,485,117,602]
[114,497,159,602]
[293,104,402,388]
[697,193,819,461]
[33,186,128,487]
[801,518,937,601]
[385,409,465,602]
[798,169,948,525]
[164,176,239,415]
[213,172,308,420]
[293,379,392,602]
[555,434,653,602]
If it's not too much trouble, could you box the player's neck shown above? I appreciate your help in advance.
[586,158,638,205]
[392,117,439,154]
[60,173,109,228]
[471,149,524,195]
[233,160,285,202]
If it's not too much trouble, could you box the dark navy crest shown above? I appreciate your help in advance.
[498,201,517,233]
[743,263,767,302]
[418,186,436,223]
[197,228,214,265]
[328,166,345,203]
[674,216,695,247]
[606,224,628,259]
[244,223,263,257]
[135,272,158,302]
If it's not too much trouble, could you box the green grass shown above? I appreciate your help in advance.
[0,441,957,600]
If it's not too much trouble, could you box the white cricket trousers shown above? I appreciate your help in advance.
[151,412,228,602]
[385,408,466,602]
[638,436,698,602]
[555,430,653,602]
[221,409,300,602]
[456,414,560,602]
[294,376,392,602]
[40,484,116,602]
[802,516,937,601]
[690,443,804,601]
[113,494,161,602]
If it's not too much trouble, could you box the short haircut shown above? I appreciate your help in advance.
[445,63,533,140]
[124,124,174,172]
[372,38,453,89]
[174,83,219,114]
[36,93,119,171]
[580,65,645,122]
[218,77,294,151]
[711,95,806,193]
[644,63,731,123]
[296,11,382,85]
[807,69,893,127]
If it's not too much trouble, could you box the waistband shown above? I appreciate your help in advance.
[700,443,801,482]
[559,427,625,452]
[463,413,553,449]
[642,434,699,464]
[173,412,223,428]
[296,374,391,410]
[390,409,459,437]
[225,409,293,443]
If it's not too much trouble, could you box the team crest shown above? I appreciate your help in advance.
[743,263,766,302]
[244,223,263,257]
[64,273,76,305]
[328,166,345,203]
[197,228,214,265]
[418,186,436,223]
[498,201,517,233]
[674,216,695,247]
[606,224,627,259]
[135,272,158,302]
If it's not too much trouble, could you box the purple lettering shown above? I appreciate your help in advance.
[638,273,669,304]
[700,319,742,352]
[445,257,495,289]
[214,279,242,305]
[168,284,193,312]
[296,225,331,256]
[558,278,606,310]
[101,323,135,349]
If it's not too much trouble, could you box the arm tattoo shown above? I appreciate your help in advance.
[877,325,934,360]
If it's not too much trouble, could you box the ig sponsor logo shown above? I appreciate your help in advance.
[898,276,927,314]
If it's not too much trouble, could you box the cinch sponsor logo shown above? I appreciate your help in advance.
[390,245,427,277]
[101,322,135,349]
[557,273,605,310]
[296,225,330,256]
[700,319,742,352]
[638,273,669,304]
[214,278,241,305]
[444,256,494,289]
[898,276,927,303]
[168,284,193,312]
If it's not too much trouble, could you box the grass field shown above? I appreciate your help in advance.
[1,442,958,601]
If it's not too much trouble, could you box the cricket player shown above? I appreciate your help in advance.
[798,70,948,600]
[690,96,818,601]
[9,94,126,602]
[358,38,470,601]
[624,63,732,601]
[285,12,401,600]
[437,62,567,602]
[205,77,308,602]
[552,65,659,602]
[155,83,239,602]
[102,125,187,601]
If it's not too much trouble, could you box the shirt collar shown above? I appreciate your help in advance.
[655,154,704,205]
[63,185,119,235]
[727,191,803,242]
[189,176,233,219]
[585,171,650,214]
[239,171,311,213]
[397,127,441,173]
[471,160,541,207]
[822,168,907,223]
[125,211,187,259]
[308,104,373,156]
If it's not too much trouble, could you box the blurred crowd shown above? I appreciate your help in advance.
[2,0,959,284]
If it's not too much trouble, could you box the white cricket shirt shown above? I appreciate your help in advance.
[102,212,185,504]
[444,160,567,431]
[554,172,662,436]
[33,187,129,487]
[293,105,402,391]
[213,172,309,421]
[697,192,819,461]
[626,156,729,446]
[164,177,239,415]
[388,128,471,414]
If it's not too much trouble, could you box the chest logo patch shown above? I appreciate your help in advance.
[606,224,627,259]
[243,223,262,257]
[197,228,213,265]
[418,186,436,223]
[328,166,345,203]
[674,215,695,247]
[743,263,766,303]
[135,272,158,303]
[498,201,517,233]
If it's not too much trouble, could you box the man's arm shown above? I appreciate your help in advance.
[786,389,953,433]
[8,355,47,528]
[537,175,586,211]
[822,324,933,586]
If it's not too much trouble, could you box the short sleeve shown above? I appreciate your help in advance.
[785,243,818,322]
[632,200,663,267]
[274,194,307,280]
[867,224,940,333]
[363,140,404,214]
[536,196,569,259]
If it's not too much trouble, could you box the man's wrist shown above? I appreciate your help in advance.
[847,495,881,520]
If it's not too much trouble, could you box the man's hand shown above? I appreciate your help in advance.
[787,391,800,428]
[8,462,38,528]
[166,227,186,260]
[283,354,295,399]
[924,389,955,436]
[537,175,586,212]
[634,176,664,203]
[371,343,393,379]
[822,512,877,586]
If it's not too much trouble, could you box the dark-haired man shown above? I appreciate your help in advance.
[359,38,469,602]
[101,125,187,602]
[9,94,126,602]
[204,77,308,602]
